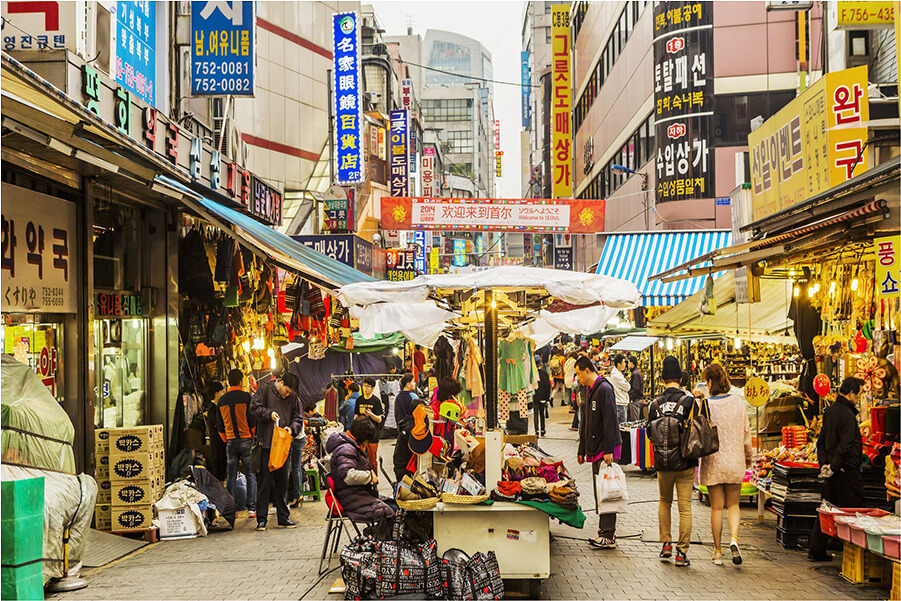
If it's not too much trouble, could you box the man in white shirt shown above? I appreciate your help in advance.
[609,353,631,425]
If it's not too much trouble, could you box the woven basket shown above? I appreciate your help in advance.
[396,496,439,511]
[440,492,490,505]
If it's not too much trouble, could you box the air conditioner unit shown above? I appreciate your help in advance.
[86,1,117,76]
[229,124,247,168]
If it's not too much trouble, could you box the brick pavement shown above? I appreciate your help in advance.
[50,404,892,600]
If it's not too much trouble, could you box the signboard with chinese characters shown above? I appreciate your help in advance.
[381,197,605,233]
[553,247,573,271]
[386,249,417,281]
[551,5,572,198]
[1,185,77,313]
[422,147,437,197]
[117,1,156,106]
[333,12,364,185]
[191,0,255,95]
[322,185,355,232]
[400,78,413,111]
[430,246,440,273]
[749,66,869,221]
[389,110,409,197]
[1,1,75,51]
[653,1,714,204]
[875,235,900,299]
[836,1,895,28]
[521,51,531,129]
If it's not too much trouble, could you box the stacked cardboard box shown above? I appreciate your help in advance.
[94,425,165,532]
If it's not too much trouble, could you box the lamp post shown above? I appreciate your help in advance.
[612,164,649,229]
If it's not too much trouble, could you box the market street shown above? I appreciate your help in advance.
[48,405,886,601]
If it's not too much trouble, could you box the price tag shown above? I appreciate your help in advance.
[744,377,770,407]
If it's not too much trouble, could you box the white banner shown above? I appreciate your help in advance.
[412,200,571,229]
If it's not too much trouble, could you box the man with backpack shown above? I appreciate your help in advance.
[647,356,697,566]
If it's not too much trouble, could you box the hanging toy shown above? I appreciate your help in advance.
[854,356,887,394]
[851,330,869,353]
[813,373,831,397]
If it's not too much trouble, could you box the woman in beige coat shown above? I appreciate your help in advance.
[698,363,752,566]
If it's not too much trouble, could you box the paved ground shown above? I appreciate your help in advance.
[51,404,893,600]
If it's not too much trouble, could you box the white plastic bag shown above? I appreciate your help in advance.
[596,462,628,503]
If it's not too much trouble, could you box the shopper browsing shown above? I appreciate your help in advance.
[249,372,304,531]
[807,377,866,561]
[564,352,578,407]
[628,356,644,421]
[575,356,622,549]
[338,382,360,430]
[216,369,257,517]
[392,373,420,482]
[533,356,551,437]
[357,377,384,475]
[647,356,698,567]
[698,364,751,565]
[609,354,631,425]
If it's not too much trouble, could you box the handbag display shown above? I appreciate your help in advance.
[680,397,720,460]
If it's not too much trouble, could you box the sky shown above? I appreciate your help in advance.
[370,0,526,198]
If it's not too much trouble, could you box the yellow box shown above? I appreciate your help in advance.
[842,542,889,585]
[111,480,160,507]
[110,450,163,481]
[97,479,112,504]
[95,453,110,481]
[108,426,165,456]
[94,503,111,530]
[95,428,110,453]
[111,505,154,532]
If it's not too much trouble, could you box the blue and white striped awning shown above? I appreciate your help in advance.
[596,231,732,307]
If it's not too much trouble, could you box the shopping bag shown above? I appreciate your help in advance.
[596,462,628,503]
[680,397,719,460]
[268,417,292,471]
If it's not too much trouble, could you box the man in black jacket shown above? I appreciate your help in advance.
[808,377,865,561]
[575,356,621,549]
[392,373,420,482]
[628,356,644,421]
[533,357,551,437]
[249,372,304,531]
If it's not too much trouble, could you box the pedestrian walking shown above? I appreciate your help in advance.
[533,356,551,437]
[698,363,751,565]
[392,373,419,482]
[807,377,866,561]
[609,354,631,426]
[628,356,644,421]
[575,356,621,549]
[249,372,304,531]
[647,356,698,567]
[564,352,578,407]
[216,369,257,517]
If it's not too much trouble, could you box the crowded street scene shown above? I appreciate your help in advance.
[0,1,899,600]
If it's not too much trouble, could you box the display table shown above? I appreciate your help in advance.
[427,502,550,580]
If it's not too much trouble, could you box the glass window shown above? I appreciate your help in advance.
[93,201,141,290]
[545,1,553,14]
[445,130,474,154]
[95,317,147,428]
[546,27,551,44]
[2,314,64,404]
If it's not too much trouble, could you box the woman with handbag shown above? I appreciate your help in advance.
[698,363,752,566]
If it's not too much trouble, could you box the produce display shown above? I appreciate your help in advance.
[750,443,818,490]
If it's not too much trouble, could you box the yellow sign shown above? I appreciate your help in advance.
[744,377,770,407]
[875,235,901,299]
[430,247,439,273]
[836,1,895,28]
[550,5,572,199]
[749,66,869,221]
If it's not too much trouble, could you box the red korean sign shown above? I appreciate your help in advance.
[380,197,605,233]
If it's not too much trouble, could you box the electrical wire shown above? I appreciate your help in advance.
[401,59,541,89]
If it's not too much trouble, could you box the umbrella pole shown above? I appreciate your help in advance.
[484,290,498,430]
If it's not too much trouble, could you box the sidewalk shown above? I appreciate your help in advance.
[49,404,890,600]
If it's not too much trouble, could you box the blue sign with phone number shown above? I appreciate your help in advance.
[191,0,255,96]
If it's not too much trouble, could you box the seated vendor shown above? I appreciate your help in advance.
[326,416,394,524]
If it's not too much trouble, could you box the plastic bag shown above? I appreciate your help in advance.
[596,462,628,503]
[268,418,292,472]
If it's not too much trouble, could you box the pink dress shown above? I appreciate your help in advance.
[699,393,752,487]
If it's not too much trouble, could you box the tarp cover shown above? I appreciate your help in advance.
[1,354,76,473]
[348,302,460,348]
[2,465,97,584]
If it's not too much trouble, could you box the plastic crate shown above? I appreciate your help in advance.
[0,479,44,566]
[842,543,889,585]
[836,518,854,543]
[865,529,885,555]
[777,526,810,549]
[777,513,817,533]
[884,535,901,560]
[850,523,869,548]
[890,561,899,601]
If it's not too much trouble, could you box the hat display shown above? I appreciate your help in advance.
[408,403,434,455]
[439,399,463,423]
[661,355,683,381]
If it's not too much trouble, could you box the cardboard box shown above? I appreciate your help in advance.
[111,480,161,507]
[97,479,112,504]
[157,507,199,540]
[95,453,110,481]
[110,450,163,481]
[111,505,154,532]
[95,503,112,530]
[95,428,110,453]
[109,426,164,456]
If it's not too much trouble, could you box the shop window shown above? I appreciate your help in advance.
[93,200,141,290]
[714,91,796,147]
[94,317,147,428]
[1,314,64,403]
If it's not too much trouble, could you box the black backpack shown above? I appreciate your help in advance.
[647,395,690,472]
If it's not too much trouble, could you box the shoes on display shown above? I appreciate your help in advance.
[712,550,722,565]
[659,542,672,558]
[675,550,690,566]
[255,522,266,531]
[588,537,617,549]
[730,538,742,565]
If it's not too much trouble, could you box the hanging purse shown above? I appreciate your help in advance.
[680,397,720,460]
[207,306,229,348]
[299,279,311,317]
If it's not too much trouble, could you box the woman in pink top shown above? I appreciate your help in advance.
[698,363,752,566]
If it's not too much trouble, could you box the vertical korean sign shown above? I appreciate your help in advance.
[117,1,156,106]
[551,5,572,198]
[422,147,436,197]
[875,235,900,300]
[494,120,502,178]
[521,51,531,129]
[191,0,255,95]
[653,1,714,203]
[334,12,364,185]
[389,110,409,197]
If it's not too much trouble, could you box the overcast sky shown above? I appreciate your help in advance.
[370,0,525,198]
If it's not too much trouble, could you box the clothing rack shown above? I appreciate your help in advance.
[329,373,405,379]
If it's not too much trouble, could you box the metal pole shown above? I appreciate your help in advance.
[484,290,498,430]
[327,68,336,186]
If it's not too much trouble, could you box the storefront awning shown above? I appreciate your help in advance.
[161,176,375,289]
[596,231,732,307]
[608,335,658,352]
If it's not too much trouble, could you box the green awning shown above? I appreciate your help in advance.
[329,332,406,354]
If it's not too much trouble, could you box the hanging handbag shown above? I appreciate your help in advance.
[207,306,229,348]
[680,397,720,460]
[299,279,311,316]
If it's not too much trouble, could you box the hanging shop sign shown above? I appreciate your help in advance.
[495,151,503,178]
[410,128,417,175]
[734,265,761,304]
[421,147,437,197]
[400,78,413,111]
[452,239,467,267]
[413,230,427,273]
[380,197,605,233]
[389,109,409,197]
[322,185,356,233]
[521,51,531,129]
[748,65,869,221]
[744,376,770,407]
[95,291,148,318]
[292,234,374,276]
[550,5,572,198]
[430,247,440,273]
[1,1,75,51]
[251,176,283,225]
[553,247,573,271]
[333,12,364,185]
[1,185,76,313]
[875,234,900,299]
[372,247,387,280]
[386,249,417,282]
[116,1,157,106]
[836,2,895,29]
[191,0,255,95]
[653,1,714,204]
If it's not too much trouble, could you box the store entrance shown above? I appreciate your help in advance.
[93,316,147,428]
